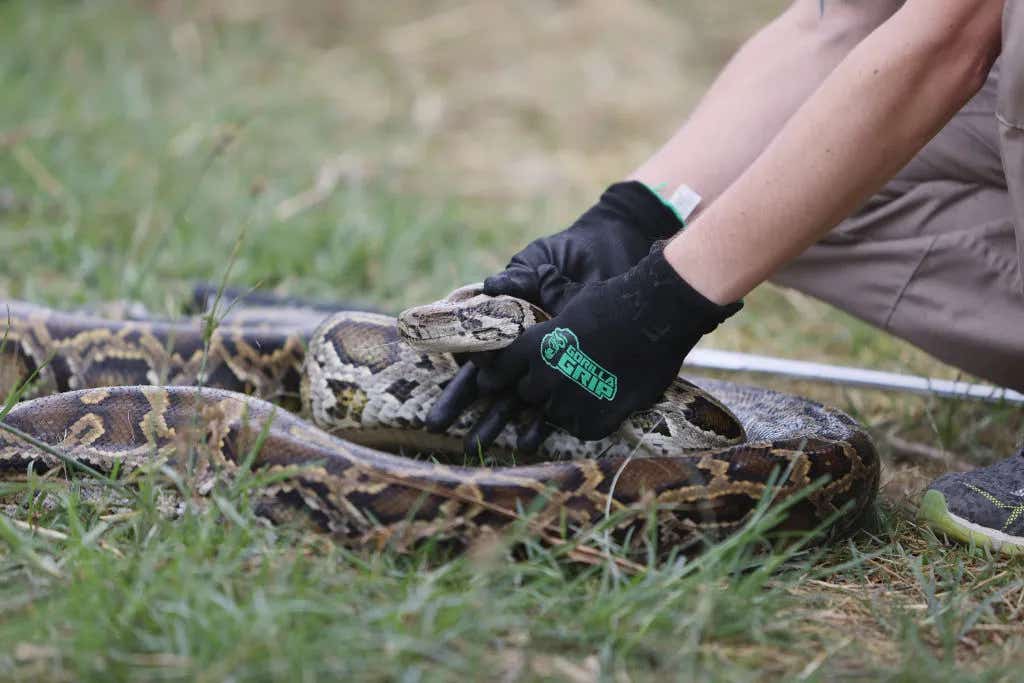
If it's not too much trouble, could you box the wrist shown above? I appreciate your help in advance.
[662,228,750,306]
[629,248,742,340]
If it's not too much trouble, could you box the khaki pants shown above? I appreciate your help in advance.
[772,1,1024,391]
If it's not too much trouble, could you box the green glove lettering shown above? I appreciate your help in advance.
[540,328,618,401]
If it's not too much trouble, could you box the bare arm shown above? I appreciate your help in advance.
[663,0,1003,304]
[632,0,904,209]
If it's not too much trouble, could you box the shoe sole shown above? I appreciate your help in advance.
[920,489,1024,555]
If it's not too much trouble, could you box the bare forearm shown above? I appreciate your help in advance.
[631,0,900,209]
[665,0,1003,304]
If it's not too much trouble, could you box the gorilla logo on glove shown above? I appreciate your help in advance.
[540,328,618,401]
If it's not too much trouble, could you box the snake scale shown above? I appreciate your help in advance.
[0,286,879,553]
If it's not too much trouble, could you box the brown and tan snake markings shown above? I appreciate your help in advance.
[0,286,879,554]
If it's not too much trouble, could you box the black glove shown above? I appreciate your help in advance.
[425,181,685,443]
[483,180,685,314]
[474,247,741,442]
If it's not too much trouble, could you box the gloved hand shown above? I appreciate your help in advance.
[425,181,687,444]
[472,247,741,442]
[482,180,686,314]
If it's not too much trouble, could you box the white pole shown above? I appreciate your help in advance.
[684,348,1024,405]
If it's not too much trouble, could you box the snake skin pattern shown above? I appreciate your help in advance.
[0,289,880,552]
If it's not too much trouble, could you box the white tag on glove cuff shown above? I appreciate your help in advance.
[668,184,702,223]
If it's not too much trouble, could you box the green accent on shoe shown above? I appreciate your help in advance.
[919,489,1024,556]
[540,327,617,401]
[963,483,1024,531]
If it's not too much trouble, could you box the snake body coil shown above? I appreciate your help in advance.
[0,288,879,551]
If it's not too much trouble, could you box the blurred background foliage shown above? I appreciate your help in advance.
[2,0,791,308]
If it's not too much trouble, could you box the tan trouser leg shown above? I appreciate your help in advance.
[773,67,1024,391]
[1001,0,1024,279]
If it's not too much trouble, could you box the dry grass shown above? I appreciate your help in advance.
[152,0,785,225]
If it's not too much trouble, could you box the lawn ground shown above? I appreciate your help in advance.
[1,1,1023,680]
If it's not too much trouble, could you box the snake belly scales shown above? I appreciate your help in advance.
[0,285,879,552]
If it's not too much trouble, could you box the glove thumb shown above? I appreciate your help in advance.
[483,266,540,302]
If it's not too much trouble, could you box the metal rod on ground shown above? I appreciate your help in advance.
[684,348,1024,406]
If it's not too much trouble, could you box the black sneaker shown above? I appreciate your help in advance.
[920,450,1024,555]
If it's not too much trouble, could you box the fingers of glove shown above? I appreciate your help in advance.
[535,264,586,314]
[464,349,499,369]
[475,337,533,395]
[425,363,479,433]
[515,372,549,406]
[516,414,554,454]
[483,267,540,302]
[463,393,522,454]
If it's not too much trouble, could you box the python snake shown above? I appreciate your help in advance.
[0,287,879,553]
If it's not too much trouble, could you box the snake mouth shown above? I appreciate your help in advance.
[919,489,1024,555]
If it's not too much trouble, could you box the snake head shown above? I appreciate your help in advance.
[397,283,549,354]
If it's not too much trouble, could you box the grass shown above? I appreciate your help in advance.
[1,0,1024,680]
